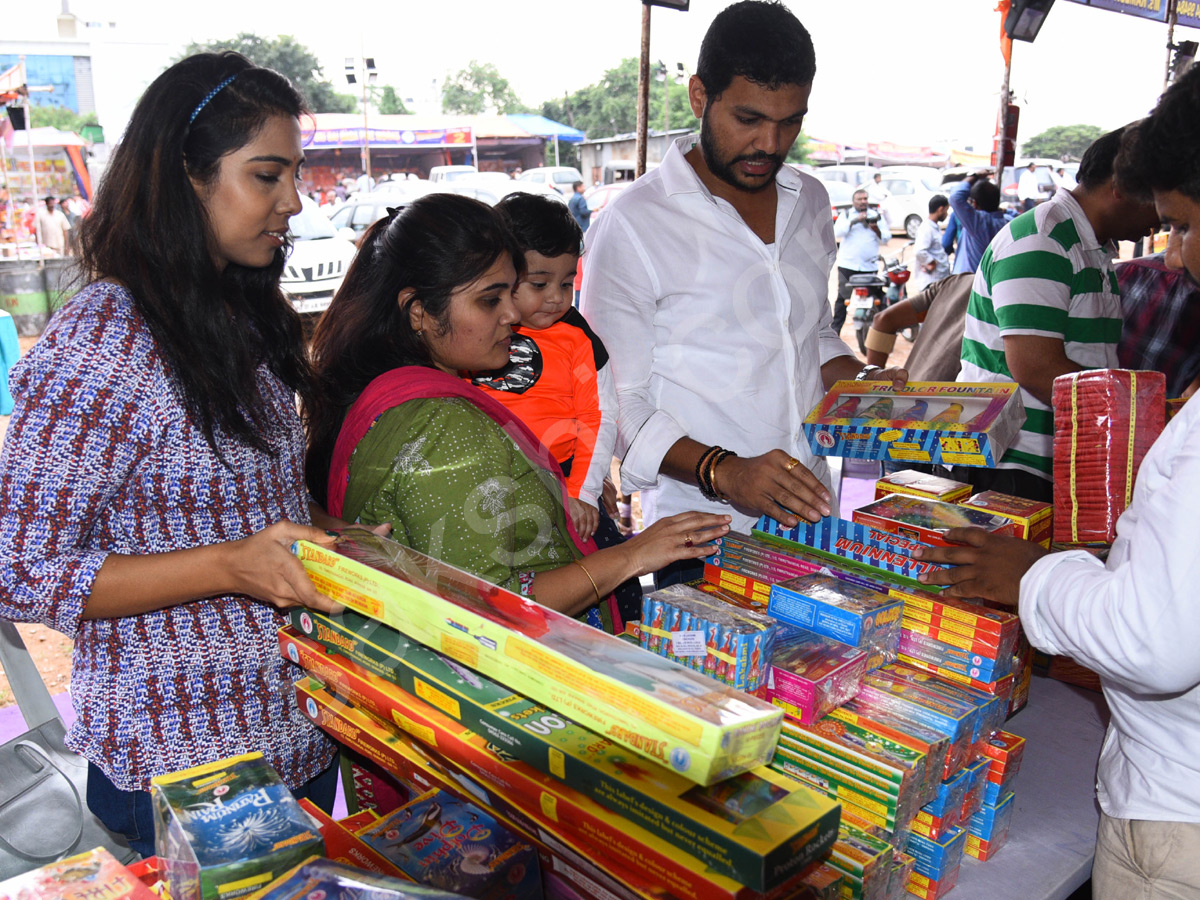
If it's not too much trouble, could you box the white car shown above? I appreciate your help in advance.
[283,196,357,315]
[875,166,944,239]
[517,166,584,195]
[428,165,479,183]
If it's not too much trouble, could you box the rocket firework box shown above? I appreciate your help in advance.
[355,789,541,900]
[904,825,966,883]
[292,530,782,785]
[965,791,1015,861]
[764,632,868,724]
[802,380,1026,468]
[873,470,971,504]
[852,495,1020,548]
[639,584,778,692]
[0,848,159,900]
[251,858,478,900]
[148,753,324,900]
[281,622,835,892]
[295,680,840,900]
[754,515,946,591]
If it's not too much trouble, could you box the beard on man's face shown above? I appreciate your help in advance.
[699,111,783,193]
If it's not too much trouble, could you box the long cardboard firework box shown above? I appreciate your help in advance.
[754,515,945,590]
[295,679,840,900]
[802,380,1025,467]
[292,530,782,785]
[280,622,837,892]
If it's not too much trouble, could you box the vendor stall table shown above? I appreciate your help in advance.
[954,676,1107,899]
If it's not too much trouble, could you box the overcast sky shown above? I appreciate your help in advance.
[11,0,1197,149]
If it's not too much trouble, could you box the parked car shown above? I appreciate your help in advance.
[283,196,357,315]
[811,164,878,189]
[584,182,630,224]
[428,164,479,183]
[517,166,585,195]
[875,166,944,239]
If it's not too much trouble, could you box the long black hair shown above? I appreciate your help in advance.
[304,193,523,506]
[78,52,311,457]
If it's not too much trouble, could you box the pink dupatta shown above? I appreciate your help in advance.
[325,366,620,627]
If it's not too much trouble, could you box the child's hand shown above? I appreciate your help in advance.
[568,497,600,543]
[601,477,619,516]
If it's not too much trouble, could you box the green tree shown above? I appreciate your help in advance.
[28,104,98,135]
[1020,124,1104,161]
[179,33,357,113]
[541,58,695,140]
[377,86,409,115]
[442,61,530,114]
[785,134,810,165]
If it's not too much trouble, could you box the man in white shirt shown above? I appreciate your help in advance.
[832,189,890,334]
[582,0,904,585]
[34,195,71,255]
[1017,162,1044,211]
[915,67,1200,899]
[865,171,890,205]
[909,193,950,293]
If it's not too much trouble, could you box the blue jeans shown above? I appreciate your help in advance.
[86,754,340,858]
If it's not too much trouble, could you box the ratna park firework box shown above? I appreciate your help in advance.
[295,679,840,900]
[958,491,1054,548]
[802,380,1025,468]
[292,530,782,785]
[280,624,836,892]
[873,470,972,504]
[852,495,1020,548]
[149,753,324,900]
[0,848,160,900]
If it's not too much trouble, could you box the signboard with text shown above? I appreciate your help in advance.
[1064,0,1200,26]
[302,125,473,150]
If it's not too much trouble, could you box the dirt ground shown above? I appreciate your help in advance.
[0,247,915,710]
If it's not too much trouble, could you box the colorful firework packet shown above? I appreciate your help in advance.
[803,380,1025,467]
[292,530,781,786]
[149,753,323,900]
[852,495,1019,547]
[0,848,159,900]
[252,857,475,900]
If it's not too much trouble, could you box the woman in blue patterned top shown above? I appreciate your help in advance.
[0,53,343,856]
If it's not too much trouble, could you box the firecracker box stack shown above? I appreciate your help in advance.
[285,529,847,900]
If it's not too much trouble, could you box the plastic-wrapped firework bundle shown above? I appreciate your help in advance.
[1052,369,1166,544]
[640,584,779,692]
[764,630,869,724]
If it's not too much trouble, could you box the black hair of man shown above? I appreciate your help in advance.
[495,192,583,259]
[696,1,816,101]
[1116,66,1200,200]
[1075,127,1128,190]
[928,194,949,214]
[970,180,1001,212]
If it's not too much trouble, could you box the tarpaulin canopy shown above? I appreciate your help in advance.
[504,114,586,143]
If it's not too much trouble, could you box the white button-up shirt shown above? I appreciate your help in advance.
[1020,394,1200,822]
[581,136,854,532]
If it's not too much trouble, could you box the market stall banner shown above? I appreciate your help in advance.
[806,137,842,163]
[866,141,951,166]
[303,125,473,149]
[1064,0,1200,27]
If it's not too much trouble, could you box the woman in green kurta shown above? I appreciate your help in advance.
[305,194,729,630]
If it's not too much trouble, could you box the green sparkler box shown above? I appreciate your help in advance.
[149,753,323,900]
[291,530,782,786]
[280,620,836,893]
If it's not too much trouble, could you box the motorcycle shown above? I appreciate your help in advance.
[845,247,914,356]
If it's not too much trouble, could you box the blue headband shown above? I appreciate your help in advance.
[188,74,238,125]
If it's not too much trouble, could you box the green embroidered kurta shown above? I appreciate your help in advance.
[342,397,580,596]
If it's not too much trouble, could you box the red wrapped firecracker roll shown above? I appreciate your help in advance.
[1052,369,1165,544]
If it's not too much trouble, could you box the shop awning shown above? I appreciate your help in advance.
[505,114,586,143]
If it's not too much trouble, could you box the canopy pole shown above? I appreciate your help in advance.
[635,3,651,178]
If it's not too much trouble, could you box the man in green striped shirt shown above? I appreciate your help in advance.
[957,127,1160,501]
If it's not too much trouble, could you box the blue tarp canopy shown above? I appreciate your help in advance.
[506,114,586,143]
